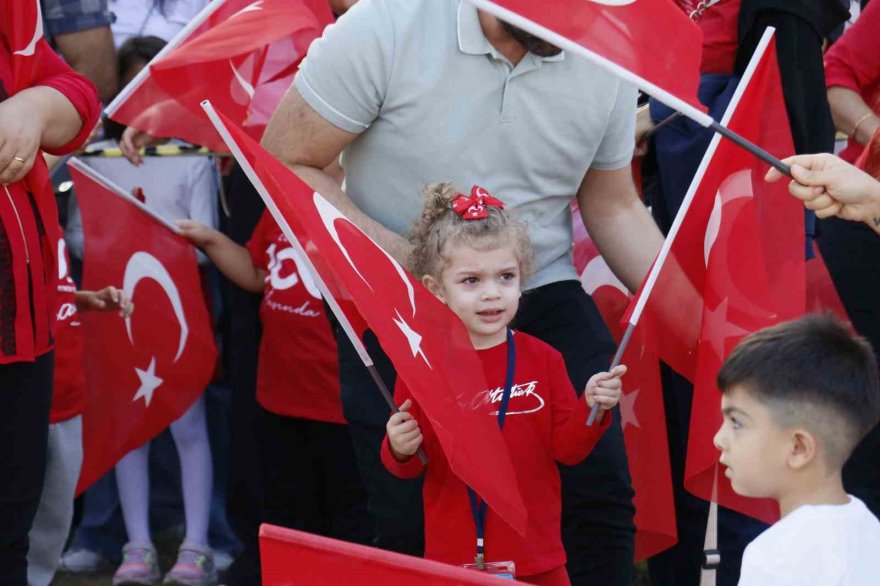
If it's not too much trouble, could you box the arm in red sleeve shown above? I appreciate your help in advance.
[380,379,426,479]
[824,2,880,94]
[32,39,100,155]
[547,351,610,466]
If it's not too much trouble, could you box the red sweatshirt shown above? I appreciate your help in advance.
[381,331,610,577]
[0,7,99,363]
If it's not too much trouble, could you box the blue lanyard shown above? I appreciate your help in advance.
[467,328,515,568]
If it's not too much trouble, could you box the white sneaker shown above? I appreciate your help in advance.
[213,551,234,572]
[58,548,110,573]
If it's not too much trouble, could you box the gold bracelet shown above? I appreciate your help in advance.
[851,111,877,140]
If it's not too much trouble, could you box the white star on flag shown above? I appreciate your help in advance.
[393,310,431,368]
[702,297,749,360]
[620,388,640,430]
[133,357,163,407]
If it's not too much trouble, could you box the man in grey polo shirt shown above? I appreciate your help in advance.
[263,0,664,584]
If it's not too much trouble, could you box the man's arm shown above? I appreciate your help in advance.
[261,86,413,263]
[54,26,118,104]
[577,165,663,292]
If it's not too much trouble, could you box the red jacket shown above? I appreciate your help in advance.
[0,6,99,363]
[381,331,609,577]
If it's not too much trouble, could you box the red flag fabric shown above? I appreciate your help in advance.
[260,524,512,585]
[572,216,677,561]
[205,105,528,536]
[625,36,805,522]
[470,0,705,115]
[69,160,217,495]
[855,126,880,180]
[806,250,849,321]
[105,0,332,150]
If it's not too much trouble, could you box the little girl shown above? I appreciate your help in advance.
[177,209,373,577]
[382,183,625,586]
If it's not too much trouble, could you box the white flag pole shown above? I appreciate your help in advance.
[66,158,181,235]
[586,28,778,425]
[201,100,426,462]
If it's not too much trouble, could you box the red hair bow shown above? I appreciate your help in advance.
[451,186,505,220]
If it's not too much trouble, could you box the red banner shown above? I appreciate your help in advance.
[70,161,217,494]
[260,524,510,585]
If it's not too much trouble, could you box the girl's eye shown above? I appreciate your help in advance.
[462,276,478,284]
[500,272,516,281]
[730,417,742,430]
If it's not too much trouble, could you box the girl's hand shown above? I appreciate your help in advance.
[77,286,134,317]
[584,365,627,412]
[176,219,217,248]
[386,399,423,461]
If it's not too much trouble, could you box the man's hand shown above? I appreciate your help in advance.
[76,287,134,317]
[584,365,626,412]
[386,399,423,461]
[634,105,653,158]
[765,153,880,231]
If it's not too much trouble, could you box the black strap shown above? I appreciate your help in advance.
[467,328,515,567]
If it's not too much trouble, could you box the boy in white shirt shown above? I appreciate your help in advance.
[713,314,880,586]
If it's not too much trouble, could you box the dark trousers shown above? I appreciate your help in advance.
[819,218,880,516]
[0,351,54,585]
[258,411,374,545]
[513,281,635,586]
[335,328,424,556]
[334,281,635,585]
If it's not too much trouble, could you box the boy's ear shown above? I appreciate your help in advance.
[421,274,445,302]
[788,428,818,471]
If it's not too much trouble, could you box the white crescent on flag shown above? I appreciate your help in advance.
[123,251,190,362]
[313,193,417,317]
[581,255,629,298]
[14,0,44,56]
[587,0,637,5]
[704,169,753,267]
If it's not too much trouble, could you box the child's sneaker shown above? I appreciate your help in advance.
[163,543,218,586]
[112,543,161,585]
[58,548,110,573]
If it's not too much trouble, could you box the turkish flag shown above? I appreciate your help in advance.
[105,0,332,150]
[205,105,529,536]
[572,216,677,561]
[69,160,217,495]
[625,37,804,522]
[470,0,704,113]
[806,250,849,322]
[261,524,512,585]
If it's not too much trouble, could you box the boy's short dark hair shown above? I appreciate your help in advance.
[718,314,880,469]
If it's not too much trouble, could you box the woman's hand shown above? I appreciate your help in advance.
[0,94,43,184]
[386,399,423,461]
[584,365,627,411]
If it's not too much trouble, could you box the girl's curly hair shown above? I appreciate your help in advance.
[408,181,533,281]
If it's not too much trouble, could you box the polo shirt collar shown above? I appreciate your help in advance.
[457,1,565,62]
